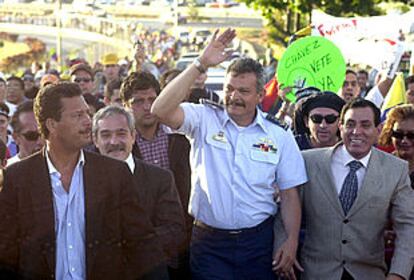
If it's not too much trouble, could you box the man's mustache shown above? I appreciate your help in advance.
[226,99,246,108]
[106,144,126,153]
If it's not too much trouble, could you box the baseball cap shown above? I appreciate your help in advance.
[69,63,94,78]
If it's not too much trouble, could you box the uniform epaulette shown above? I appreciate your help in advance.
[200,98,224,110]
[265,114,289,131]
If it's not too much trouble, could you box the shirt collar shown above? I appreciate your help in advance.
[223,107,267,133]
[124,153,135,174]
[45,146,85,176]
[339,144,371,169]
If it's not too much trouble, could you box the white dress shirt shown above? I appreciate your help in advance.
[331,144,371,195]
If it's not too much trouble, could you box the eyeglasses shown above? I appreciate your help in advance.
[21,131,40,141]
[309,114,339,124]
[74,78,92,83]
[391,130,414,140]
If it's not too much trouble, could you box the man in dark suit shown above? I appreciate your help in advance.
[121,72,192,279]
[92,105,186,278]
[0,82,167,280]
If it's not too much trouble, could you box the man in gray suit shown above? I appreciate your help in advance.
[276,98,414,280]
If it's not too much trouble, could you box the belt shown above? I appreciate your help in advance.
[194,216,274,235]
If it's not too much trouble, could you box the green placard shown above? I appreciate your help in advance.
[277,36,346,102]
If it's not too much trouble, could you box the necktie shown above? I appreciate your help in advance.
[339,160,363,215]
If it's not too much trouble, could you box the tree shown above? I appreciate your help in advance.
[239,0,388,46]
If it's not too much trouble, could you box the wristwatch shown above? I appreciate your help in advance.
[193,57,207,73]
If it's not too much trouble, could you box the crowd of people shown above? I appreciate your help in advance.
[0,27,413,280]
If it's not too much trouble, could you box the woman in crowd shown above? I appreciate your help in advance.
[378,104,414,187]
[378,104,414,279]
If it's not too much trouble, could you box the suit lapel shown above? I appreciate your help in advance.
[348,149,382,216]
[28,150,56,274]
[132,142,142,159]
[167,134,174,161]
[314,146,345,216]
[83,152,106,279]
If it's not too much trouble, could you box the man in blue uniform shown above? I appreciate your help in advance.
[152,29,308,279]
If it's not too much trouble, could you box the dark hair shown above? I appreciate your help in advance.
[0,139,6,163]
[345,69,357,77]
[340,98,381,127]
[120,71,160,103]
[83,93,105,113]
[357,69,368,77]
[104,78,122,99]
[0,102,9,116]
[0,78,5,85]
[405,75,414,87]
[160,68,182,89]
[227,58,265,93]
[7,76,24,90]
[10,100,34,133]
[34,82,82,138]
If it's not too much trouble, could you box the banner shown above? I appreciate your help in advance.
[311,10,413,69]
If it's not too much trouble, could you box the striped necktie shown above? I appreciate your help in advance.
[339,160,363,215]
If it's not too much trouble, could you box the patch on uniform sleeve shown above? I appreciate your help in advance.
[265,114,289,131]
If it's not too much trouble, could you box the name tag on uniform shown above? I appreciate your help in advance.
[212,131,227,143]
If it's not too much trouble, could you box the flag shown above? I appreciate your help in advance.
[261,77,278,112]
[381,72,407,121]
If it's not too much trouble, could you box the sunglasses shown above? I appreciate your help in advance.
[309,114,339,124]
[74,78,92,83]
[21,131,40,141]
[391,130,414,140]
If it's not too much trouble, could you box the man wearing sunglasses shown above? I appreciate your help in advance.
[70,63,96,97]
[7,100,44,166]
[295,92,345,150]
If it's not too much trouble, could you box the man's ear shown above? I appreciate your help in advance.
[131,129,137,140]
[92,135,101,152]
[103,96,110,106]
[45,118,56,136]
[12,132,21,146]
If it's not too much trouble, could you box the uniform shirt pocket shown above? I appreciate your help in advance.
[248,149,279,187]
[250,149,279,164]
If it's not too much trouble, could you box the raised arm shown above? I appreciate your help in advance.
[151,28,236,129]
